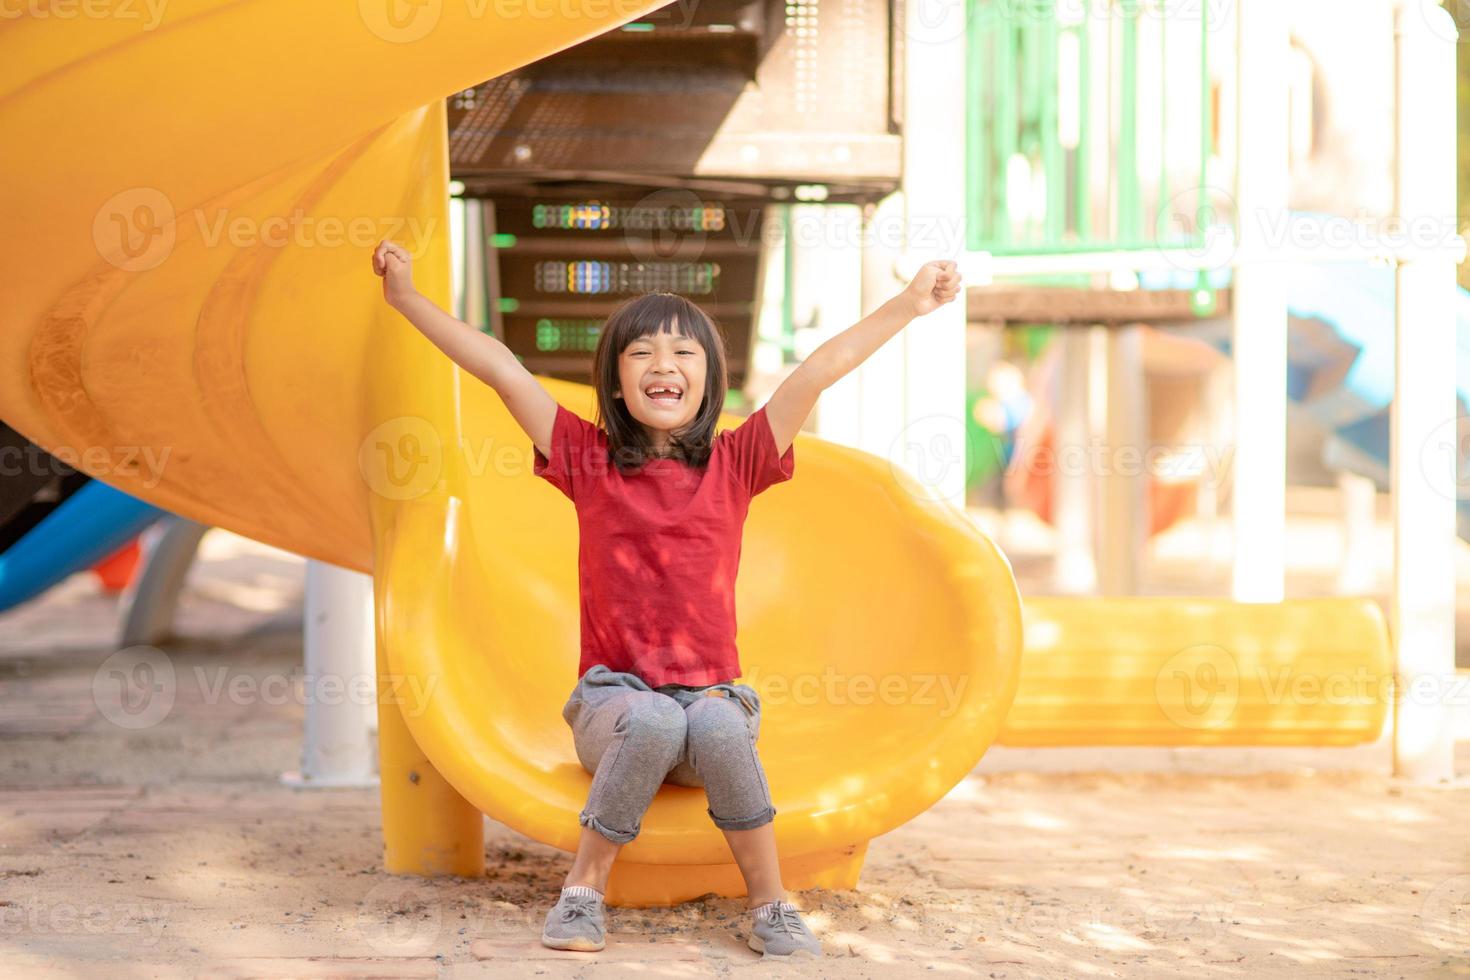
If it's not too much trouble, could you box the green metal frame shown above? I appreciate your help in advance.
[965,0,1218,261]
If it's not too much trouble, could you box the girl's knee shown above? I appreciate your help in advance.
[684,698,753,768]
[620,696,687,752]
[685,697,749,742]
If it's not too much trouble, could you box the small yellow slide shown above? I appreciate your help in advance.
[0,5,1024,904]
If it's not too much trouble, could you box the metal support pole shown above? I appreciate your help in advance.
[1230,0,1289,602]
[806,204,864,446]
[1098,325,1147,595]
[1390,0,1458,784]
[857,194,908,461]
[898,0,970,507]
[281,560,379,789]
[1053,329,1098,592]
[116,515,210,648]
[463,197,488,332]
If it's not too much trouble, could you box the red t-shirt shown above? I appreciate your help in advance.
[532,401,796,687]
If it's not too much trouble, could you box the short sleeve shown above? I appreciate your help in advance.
[533,403,602,502]
[724,404,795,497]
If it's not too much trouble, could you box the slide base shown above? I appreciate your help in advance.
[377,644,486,878]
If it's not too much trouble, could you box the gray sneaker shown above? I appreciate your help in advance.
[541,887,606,952]
[748,900,822,958]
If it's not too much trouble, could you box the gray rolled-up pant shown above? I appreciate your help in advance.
[562,663,777,844]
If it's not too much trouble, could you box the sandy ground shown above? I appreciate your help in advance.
[0,524,1467,979]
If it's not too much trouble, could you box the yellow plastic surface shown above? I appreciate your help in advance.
[1003,597,1392,746]
[0,8,1025,905]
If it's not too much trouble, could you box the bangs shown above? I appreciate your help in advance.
[592,292,730,474]
[611,293,719,351]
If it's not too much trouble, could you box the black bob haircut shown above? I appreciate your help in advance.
[591,291,729,474]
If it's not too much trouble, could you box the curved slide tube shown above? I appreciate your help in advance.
[0,7,1024,905]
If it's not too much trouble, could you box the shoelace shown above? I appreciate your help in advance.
[557,895,602,923]
[764,901,806,938]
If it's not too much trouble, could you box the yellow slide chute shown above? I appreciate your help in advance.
[1007,598,1391,747]
[0,7,1024,904]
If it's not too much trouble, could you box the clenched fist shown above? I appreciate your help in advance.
[901,260,963,317]
[372,239,417,307]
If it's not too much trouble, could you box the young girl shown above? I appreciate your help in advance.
[371,238,962,958]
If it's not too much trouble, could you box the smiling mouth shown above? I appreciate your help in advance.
[644,385,684,406]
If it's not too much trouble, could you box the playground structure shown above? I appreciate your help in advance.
[954,0,1461,780]
[0,0,1461,909]
[0,5,1024,906]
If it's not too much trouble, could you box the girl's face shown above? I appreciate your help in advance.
[613,320,707,446]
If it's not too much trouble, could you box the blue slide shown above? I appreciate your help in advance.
[1143,211,1470,538]
[0,423,166,612]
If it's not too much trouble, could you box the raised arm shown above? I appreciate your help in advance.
[372,239,558,457]
[762,259,963,456]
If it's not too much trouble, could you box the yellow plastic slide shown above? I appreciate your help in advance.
[1007,598,1391,747]
[0,6,1024,904]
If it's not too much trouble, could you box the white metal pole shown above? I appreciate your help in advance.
[897,0,970,507]
[281,560,379,789]
[448,191,466,321]
[806,204,865,446]
[463,198,487,331]
[1390,0,1458,784]
[1230,0,1290,603]
[1053,329,1098,592]
[858,193,909,461]
[1098,325,1147,595]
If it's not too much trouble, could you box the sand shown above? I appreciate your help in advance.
[0,529,1466,979]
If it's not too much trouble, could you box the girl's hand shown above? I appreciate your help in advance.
[901,259,963,317]
[372,239,417,306]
